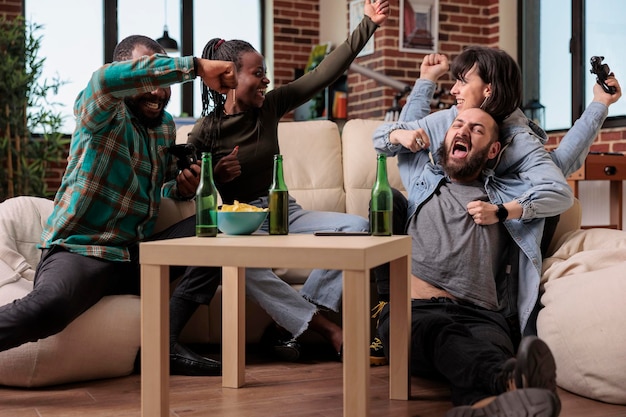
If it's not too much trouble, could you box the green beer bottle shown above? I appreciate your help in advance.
[269,154,289,235]
[370,153,393,236]
[196,152,218,237]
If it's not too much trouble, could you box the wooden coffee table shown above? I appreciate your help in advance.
[139,234,411,417]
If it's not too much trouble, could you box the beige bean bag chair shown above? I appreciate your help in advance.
[539,227,626,404]
[0,196,140,387]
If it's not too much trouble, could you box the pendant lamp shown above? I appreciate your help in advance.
[157,0,178,52]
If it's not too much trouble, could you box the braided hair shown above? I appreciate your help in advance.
[199,38,258,154]
[200,38,257,117]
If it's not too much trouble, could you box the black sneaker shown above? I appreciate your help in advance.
[445,388,561,417]
[370,336,388,366]
[370,301,388,366]
[495,336,557,394]
[514,336,558,393]
[260,324,301,362]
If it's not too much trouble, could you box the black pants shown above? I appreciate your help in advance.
[377,298,515,406]
[0,215,221,352]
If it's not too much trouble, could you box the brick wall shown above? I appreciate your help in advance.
[546,129,626,154]
[272,0,503,120]
[348,0,503,120]
[272,0,321,92]
[0,0,21,18]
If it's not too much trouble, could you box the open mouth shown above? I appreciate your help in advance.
[142,100,163,116]
[451,138,470,158]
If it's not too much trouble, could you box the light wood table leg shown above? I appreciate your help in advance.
[221,266,246,388]
[342,269,370,417]
[389,255,411,400]
[141,264,170,417]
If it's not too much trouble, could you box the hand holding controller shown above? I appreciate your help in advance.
[590,56,617,95]
[169,143,198,174]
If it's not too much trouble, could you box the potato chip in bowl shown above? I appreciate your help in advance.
[218,201,268,235]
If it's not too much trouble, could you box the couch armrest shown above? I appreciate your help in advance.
[154,198,196,234]
[545,198,582,258]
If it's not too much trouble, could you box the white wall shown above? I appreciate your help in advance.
[499,0,518,59]
[319,0,348,47]
[578,182,626,229]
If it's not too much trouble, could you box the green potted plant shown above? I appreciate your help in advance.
[0,16,68,202]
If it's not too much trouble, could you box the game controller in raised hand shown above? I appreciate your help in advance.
[590,56,617,94]
[169,143,198,173]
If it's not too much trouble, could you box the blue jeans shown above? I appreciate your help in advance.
[247,196,369,337]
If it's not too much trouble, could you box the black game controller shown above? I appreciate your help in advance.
[169,143,198,173]
[590,56,617,94]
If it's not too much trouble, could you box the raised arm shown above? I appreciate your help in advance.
[267,0,389,115]
[398,53,450,121]
[550,75,622,177]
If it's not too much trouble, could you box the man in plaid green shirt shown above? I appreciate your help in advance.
[0,35,236,376]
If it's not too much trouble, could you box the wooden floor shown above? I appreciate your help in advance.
[1,347,625,417]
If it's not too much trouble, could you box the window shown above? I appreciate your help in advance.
[521,0,626,131]
[25,0,262,134]
[25,1,104,134]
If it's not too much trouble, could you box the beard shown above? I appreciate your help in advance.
[437,141,491,182]
[124,95,170,129]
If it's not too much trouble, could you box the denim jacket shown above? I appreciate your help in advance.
[371,79,612,334]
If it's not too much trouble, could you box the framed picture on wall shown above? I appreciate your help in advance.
[399,0,439,53]
[350,0,374,57]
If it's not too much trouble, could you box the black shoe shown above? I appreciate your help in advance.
[170,343,221,376]
[272,338,301,362]
[370,336,388,366]
[514,336,557,393]
[260,324,301,362]
[445,388,561,417]
[370,301,388,366]
[494,336,557,394]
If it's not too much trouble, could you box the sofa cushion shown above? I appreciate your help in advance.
[153,194,196,234]
[539,228,626,404]
[277,120,346,213]
[0,196,140,387]
[341,119,406,219]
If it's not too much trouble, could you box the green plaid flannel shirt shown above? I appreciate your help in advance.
[41,54,196,261]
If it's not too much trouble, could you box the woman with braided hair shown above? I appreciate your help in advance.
[185,0,389,361]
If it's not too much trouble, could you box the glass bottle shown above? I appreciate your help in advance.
[195,152,218,237]
[268,154,289,235]
[370,153,393,236]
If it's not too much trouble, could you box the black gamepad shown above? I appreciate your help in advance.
[590,56,617,94]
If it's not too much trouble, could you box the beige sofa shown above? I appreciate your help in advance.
[0,119,624,406]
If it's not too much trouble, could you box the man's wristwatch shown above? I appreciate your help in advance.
[496,204,508,223]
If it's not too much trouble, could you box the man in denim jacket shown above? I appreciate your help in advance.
[373,46,621,417]
[377,107,563,417]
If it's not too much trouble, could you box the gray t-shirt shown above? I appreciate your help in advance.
[408,179,508,310]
